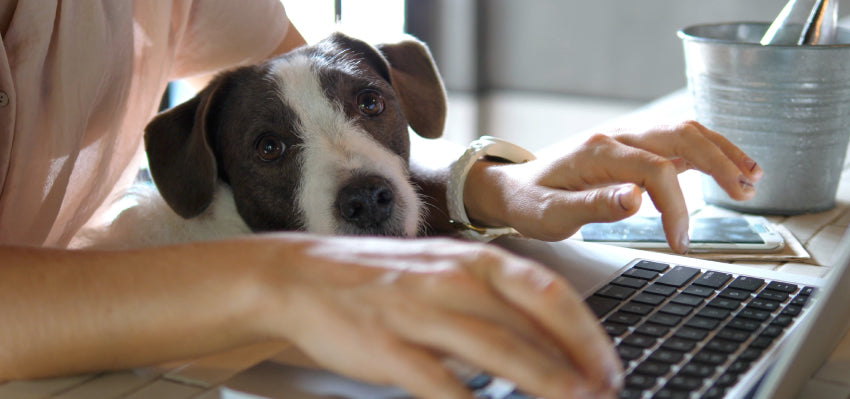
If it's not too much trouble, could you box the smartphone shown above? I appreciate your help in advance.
[578,215,785,252]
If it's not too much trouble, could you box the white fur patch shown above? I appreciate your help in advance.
[72,185,250,250]
[268,55,421,236]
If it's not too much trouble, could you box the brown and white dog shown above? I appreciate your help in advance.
[77,33,446,249]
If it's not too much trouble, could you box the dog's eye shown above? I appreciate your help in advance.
[357,90,384,116]
[255,134,285,161]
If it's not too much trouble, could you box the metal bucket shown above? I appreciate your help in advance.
[679,22,850,215]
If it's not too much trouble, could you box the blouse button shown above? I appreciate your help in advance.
[0,91,8,107]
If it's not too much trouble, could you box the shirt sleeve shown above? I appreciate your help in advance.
[171,0,290,79]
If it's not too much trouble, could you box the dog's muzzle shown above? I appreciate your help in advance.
[335,174,398,234]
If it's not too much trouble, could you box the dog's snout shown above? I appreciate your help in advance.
[336,175,395,229]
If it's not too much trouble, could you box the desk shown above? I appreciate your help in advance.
[2,90,849,399]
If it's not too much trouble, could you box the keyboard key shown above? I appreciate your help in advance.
[766,281,798,293]
[716,327,750,342]
[661,337,697,352]
[703,385,727,399]
[693,350,729,365]
[586,295,620,318]
[612,276,648,289]
[685,316,721,330]
[619,389,643,399]
[644,283,677,297]
[707,297,741,310]
[772,314,794,327]
[714,372,739,387]
[727,360,751,375]
[648,349,684,364]
[800,286,816,296]
[665,375,703,391]
[791,295,810,306]
[680,361,717,378]
[693,271,731,289]
[607,311,642,326]
[671,293,704,307]
[648,312,683,327]
[660,303,694,317]
[739,307,770,321]
[761,324,785,338]
[738,347,763,361]
[652,388,690,399]
[632,292,667,306]
[620,301,654,316]
[623,333,658,348]
[750,335,775,349]
[706,338,740,353]
[636,323,670,337]
[465,373,492,390]
[673,327,708,341]
[728,276,764,292]
[634,260,670,272]
[757,290,789,302]
[696,307,731,320]
[682,284,715,297]
[656,266,700,288]
[781,304,803,317]
[603,322,629,337]
[625,373,657,390]
[718,288,750,301]
[748,298,780,311]
[727,316,761,332]
[624,268,660,280]
[596,284,636,300]
[618,345,645,361]
[634,360,671,376]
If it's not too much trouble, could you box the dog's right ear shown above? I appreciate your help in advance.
[144,80,225,219]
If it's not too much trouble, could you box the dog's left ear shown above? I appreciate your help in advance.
[325,33,446,138]
[375,37,447,139]
[143,77,229,219]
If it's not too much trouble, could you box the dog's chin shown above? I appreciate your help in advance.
[333,211,420,237]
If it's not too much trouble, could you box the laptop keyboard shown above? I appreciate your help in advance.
[466,259,815,399]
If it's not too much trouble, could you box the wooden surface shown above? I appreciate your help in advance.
[3,90,849,399]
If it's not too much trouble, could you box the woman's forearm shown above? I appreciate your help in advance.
[0,238,290,380]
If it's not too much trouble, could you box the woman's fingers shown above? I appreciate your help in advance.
[614,120,762,200]
[480,257,624,395]
[278,237,622,398]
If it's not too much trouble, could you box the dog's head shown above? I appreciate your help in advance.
[144,33,446,237]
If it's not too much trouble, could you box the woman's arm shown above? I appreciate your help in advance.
[0,233,622,399]
[430,121,763,253]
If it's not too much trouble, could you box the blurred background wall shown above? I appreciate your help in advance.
[408,0,850,100]
[286,0,850,148]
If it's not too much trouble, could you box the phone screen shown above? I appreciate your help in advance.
[580,216,766,244]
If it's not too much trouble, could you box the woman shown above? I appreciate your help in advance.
[0,2,761,398]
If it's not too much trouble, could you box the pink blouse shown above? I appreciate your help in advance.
[0,0,290,247]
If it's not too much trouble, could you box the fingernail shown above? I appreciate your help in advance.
[616,186,636,211]
[743,157,764,180]
[678,231,690,254]
[743,156,757,172]
[739,175,755,193]
[606,366,624,391]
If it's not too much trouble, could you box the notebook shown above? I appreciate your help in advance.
[216,226,850,399]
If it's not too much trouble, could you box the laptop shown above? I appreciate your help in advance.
[214,226,850,399]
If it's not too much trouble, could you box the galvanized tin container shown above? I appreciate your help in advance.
[679,22,850,214]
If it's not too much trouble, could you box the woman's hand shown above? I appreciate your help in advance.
[257,235,623,399]
[464,121,763,254]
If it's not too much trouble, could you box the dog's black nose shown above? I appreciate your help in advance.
[336,175,395,229]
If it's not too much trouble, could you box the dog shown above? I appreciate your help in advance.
[74,33,447,249]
